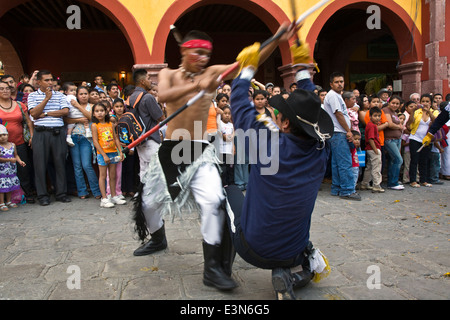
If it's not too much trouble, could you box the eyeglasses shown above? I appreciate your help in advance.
[0,87,11,92]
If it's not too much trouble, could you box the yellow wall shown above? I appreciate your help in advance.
[119,0,421,56]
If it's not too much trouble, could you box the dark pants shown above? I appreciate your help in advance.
[224,185,305,270]
[32,127,68,200]
[409,139,431,183]
[121,152,138,193]
[16,143,35,197]
[220,153,235,186]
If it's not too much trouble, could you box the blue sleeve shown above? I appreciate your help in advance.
[230,74,262,132]
[428,107,450,135]
[297,78,316,92]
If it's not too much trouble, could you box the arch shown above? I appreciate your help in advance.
[0,36,24,80]
[306,0,423,64]
[80,0,151,64]
[0,0,151,64]
[151,0,291,65]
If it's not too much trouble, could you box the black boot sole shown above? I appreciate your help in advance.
[133,243,167,256]
[203,277,238,291]
[272,274,296,300]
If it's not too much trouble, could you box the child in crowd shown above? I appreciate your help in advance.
[215,93,230,111]
[344,91,360,133]
[91,102,126,208]
[113,98,137,197]
[106,99,126,199]
[430,139,444,185]
[401,101,416,183]
[219,105,235,187]
[64,82,92,147]
[0,124,25,211]
[253,90,270,115]
[361,107,384,193]
[365,94,388,174]
[350,130,361,188]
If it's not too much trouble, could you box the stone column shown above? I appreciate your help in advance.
[278,63,317,90]
[397,61,423,101]
[132,63,167,83]
[422,0,447,94]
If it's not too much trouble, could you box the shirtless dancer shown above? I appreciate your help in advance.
[132,24,294,291]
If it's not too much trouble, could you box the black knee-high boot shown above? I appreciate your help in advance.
[220,221,236,277]
[133,223,168,256]
[202,241,238,291]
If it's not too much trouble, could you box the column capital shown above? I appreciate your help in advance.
[132,64,168,83]
[397,61,423,75]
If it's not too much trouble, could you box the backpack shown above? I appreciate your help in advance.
[117,92,146,145]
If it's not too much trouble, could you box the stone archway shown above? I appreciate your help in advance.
[307,0,423,99]
[0,0,139,85]
[142,0,292,86]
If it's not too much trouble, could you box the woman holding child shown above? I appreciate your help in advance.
[67,86,101,199]
[383,95,405,190]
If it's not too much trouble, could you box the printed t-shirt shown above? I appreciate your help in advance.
[365,110,387,146]
[95,122,117,154]
[365,121,381,151]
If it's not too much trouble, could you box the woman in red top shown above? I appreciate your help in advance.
[0,81,35,203]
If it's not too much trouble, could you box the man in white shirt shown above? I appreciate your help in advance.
[323,72,361,201]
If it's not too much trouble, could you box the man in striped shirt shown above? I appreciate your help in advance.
[28,70,71,206]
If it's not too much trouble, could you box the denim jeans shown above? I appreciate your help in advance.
[329,132,355,196]
[69,134,101,197]
[429,152,441,183]
[384,139,403,187]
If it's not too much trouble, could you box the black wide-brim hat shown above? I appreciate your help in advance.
[269,89,334,143]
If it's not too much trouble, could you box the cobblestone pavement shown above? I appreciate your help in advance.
[0,182,448,301]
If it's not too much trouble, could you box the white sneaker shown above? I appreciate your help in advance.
[388,185,405,190]
[117,194,125,200]
[66,136,75,147]
[100,198,115,208]
[111,195,126,205]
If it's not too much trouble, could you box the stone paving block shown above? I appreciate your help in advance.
[0,183,449,300]
[338,285,408,300]
[47,279,118,300]
[121,274,184,300]
[395,277,450,300]
[0,279,53,300]
[0,264,45,282]
[43,261,103,282]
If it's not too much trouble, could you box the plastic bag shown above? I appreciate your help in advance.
[308,248,331,283]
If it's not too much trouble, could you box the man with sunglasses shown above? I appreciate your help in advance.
[132,25,295,292]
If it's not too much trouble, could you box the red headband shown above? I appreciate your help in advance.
[181,39,213,51]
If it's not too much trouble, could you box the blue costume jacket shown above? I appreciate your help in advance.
[230,72,329,260]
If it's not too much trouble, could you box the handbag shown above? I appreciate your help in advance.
[18,102,31,143]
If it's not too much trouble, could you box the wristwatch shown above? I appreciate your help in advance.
[44,112,48,117]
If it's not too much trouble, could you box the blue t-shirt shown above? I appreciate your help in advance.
[230,74,329,260]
